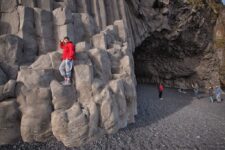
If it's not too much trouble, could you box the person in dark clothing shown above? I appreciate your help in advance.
[158,83,164,100]
[208,85,214,103]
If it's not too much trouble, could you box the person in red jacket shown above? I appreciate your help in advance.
[59,37,75,85]
[158,83,164,100]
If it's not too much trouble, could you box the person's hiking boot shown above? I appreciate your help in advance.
[62,80,71,86]
[62,78,72,86]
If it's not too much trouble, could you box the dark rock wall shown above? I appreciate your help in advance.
[129,0,224,88]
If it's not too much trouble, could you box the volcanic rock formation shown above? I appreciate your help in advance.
[133,0,224,88]
[0,0,224,147]
[0,0,137,147]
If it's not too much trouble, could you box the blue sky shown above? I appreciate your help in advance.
[223,0,225,5]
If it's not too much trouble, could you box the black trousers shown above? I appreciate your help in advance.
[159,91,163,98]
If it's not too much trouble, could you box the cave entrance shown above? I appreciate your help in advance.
[133,32,211,89]
[133,36,179,86]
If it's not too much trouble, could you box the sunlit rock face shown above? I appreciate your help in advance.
[0,0,137,147]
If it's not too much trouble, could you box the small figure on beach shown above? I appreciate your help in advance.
[192,82,199,99]
[208,85,214,103]
[214,85,223,103]
[178,88,186,94]
[158,83,164,100]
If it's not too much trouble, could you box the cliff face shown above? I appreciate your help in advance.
[131,0,224,88]
[0,0,224,147]
[0,0,137,147]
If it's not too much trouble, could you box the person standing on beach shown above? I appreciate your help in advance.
[208,85,214,103]
[158,83,164,100]
[192,82,199,99]
[215,85,223,102]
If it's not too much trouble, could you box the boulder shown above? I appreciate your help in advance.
[51,103,89,147]
[30,54,52,70]
[0,34,23,65]
[122,77,137,123]
[0,62,19,80]
[92,33,107,50]
[74,60,94,105]
[0,80,16,102]
[17,69,55,88]
[53,7,73,26]
[0,34,23,80]
[102,25,118,48]
[31,52,61,70]
[88,48,112,83]
[50,80,76,110]
[109,80,127,128]
[120,56,133,76]
[92,78,105,96]
[87,101,102,138]
[17,86,52,142]
[107,47,123,74]
[49,52,62,69]
[74,62,93,88]
[0,0,17,13]
[100,86,119,134]
[114,20,127,42]
[0,10,20,35]
[0,99,21,145]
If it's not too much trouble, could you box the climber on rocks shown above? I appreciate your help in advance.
[59,37,76,86]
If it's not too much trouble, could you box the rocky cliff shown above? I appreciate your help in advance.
[0,0,224,147]
[133,0,224,88]
[0,0,137,147]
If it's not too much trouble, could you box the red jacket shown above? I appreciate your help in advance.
[159,84,164,92]
[60,41,76,60]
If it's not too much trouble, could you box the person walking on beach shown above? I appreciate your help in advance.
[192,82,199,99]
[208,85,214,103]
[59,36,76,86]
[215,85,223,102]
[158,83,164,100]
